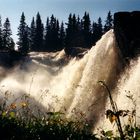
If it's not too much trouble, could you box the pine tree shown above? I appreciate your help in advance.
[72,15,86,49]
[3,18,14,50]
[72,14,77,32]
[44,17,50,51]
[91,17,103,45]
[104,11,113,33]
[82,12,92,48]
[97,17,103,38]
[65,13,73,48]
[91,22,98,44]
[83,12,91,33]
[59,22,65,50]
[29,17,36,51]
[33,12,44,51]
[0,16,3,50]
[44,15,60,51]
[17,12,29,54]
[65,14,80,49]
[55,19,60,51]
[65,13,88,50]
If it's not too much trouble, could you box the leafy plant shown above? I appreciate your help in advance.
[0,91,97,140]
[98,81,125,139]
[98,81,140,140]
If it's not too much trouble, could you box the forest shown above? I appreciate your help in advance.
[0,11,113,55]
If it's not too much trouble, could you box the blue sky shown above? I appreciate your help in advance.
[0,0,140,42]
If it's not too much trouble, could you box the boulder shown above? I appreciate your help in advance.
[64,47,88,58]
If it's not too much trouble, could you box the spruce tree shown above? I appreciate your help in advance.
[44,17,50,51]
[50,15,58,51]
[77,16,87,48]
[3,18,14,50]
[33,12,44,51]
[59,22,65,50]
[104,11,113,33]
[65,13,73,48]
[83,12,90,33]
[17,12,29,54]
[82,12,91,48]
[55,19,60,51]
[91,17,103,45]
[44,15,60,51]
[0,16,3,50]
[91,22,98,44]
[65,13,88,50]
[65,14,79,49]
[29,17,36,51]
[97,17,103,38]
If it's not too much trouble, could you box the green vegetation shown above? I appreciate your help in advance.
[0,11,113,54]
[0,112,97,140]
[98,81,140,140]
[0,93,96,140]
[0,82,140,139]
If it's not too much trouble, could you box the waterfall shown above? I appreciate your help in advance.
[1,29,139,131]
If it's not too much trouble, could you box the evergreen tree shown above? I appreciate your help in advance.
[97,17,103,38]
[65,13,89,49]
[29,17,36,51]
[33,12,44,51]
[3,18,14,50]
[72,14,77,32]
[65,14,80,49]
[44,15,60,51]
[82,12,92,48]
[77,15,81,31]
[65,13,73,48]
[59,22,65,49]
[50,16,59,51]
[104,11,113,33]
[91,22,97,44]
[0,16,3,50]
[91,17,103,45]
[83,12,91,33]
[17,12,29,54]
[72,15,86,49]
[44,17,50,51]
[55,19,60,51]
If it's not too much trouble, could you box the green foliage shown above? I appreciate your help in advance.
[17,12,29,54]
[104,11,113,33]
[0,95,97,140]
[2,18,14,50]
[98,81,140,140]
[0,112,97,140]
[1,81,140,139]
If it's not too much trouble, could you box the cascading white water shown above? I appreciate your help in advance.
[1,29,140,132]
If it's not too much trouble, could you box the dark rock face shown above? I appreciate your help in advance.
[64,47,88,58]
[114,11,140,58]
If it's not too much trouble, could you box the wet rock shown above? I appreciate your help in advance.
[114,11,140,58]
[64,47,88,58]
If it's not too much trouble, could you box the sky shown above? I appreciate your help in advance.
[0,0,140,42]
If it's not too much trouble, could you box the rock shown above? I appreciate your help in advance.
[114,11,140,58]
[64,47,88,58]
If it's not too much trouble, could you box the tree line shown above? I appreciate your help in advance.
[0,11,113,54]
